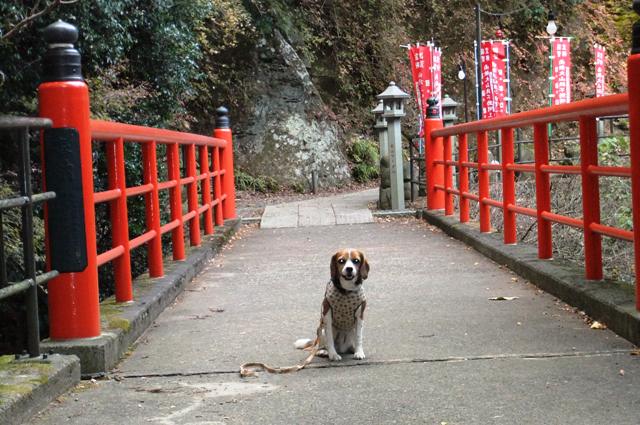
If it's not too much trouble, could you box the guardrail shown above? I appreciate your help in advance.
[0,117,59,357]
[37,21,236,340]
[425,89,640,309]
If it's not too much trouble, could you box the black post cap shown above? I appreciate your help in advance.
[426,97,440,119]
[633,1,640,54]
[215,106,230,129]
[42,20,83,83]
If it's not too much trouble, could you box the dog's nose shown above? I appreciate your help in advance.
[345,266,353,274]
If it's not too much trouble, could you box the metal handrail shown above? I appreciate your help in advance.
[0,116,55,358]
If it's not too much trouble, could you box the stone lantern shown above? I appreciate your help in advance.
[442,94,459,127]
[371,100,388,159]
[377,82,409,210]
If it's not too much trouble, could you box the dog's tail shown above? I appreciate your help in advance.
[294,338,314,350]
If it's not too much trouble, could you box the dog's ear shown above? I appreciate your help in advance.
[330,252,340,282]
[359,252,370,280]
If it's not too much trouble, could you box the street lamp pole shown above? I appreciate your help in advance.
[546,11,557,139]
[458,58,470,122]
[475,3,483,120]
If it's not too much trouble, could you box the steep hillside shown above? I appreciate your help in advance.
[0,0,634,187]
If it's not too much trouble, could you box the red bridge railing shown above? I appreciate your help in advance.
[37,21,236,340]
[425,68,640,310]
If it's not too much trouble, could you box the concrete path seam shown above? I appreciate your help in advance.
[112,348,635,379]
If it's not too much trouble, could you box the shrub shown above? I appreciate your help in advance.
[235,169,279,193]
[347,136,379,183]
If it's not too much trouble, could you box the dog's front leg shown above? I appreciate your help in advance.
[322,308,341,361]
[353,304,365,360]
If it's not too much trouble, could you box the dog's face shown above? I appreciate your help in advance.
[330,249,369,291]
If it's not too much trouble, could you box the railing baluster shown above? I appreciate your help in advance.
[168,143,185,260]
[186,144,201,246]
[627,37,640,309]
[38,20,101,339]
[214,107,237,219]
[212,146,224,226]
[533,124,553,259]
[17,126,40,356]
[458,134,469,223]
[501,128,516,244]
[444,135,453,215]
[143,141,163,277]
[579,117,603,280]
[106,137,133,301]
[477,131,490,232]
[0,211,6,287]
[200,145,214,235]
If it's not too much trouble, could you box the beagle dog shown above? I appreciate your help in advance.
[296,249,370,361]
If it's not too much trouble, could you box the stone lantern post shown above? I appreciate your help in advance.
[441,94,459,127]
[377,82,409,210]
[372,100,389,158]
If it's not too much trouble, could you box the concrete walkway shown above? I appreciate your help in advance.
[260,188,376,228]
[32,191,640,425]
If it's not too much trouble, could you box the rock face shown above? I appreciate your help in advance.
[233,31,350,189]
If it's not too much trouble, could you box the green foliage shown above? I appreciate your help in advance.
[347,136,379,183]
[291,181,306,193]
[0,181,46,282]
[599,136,632,230]
[235,169,280,193]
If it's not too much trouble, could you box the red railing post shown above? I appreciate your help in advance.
[199,145,214,235]
[167,143,185,260]
[38,21,101,339]
[501,128,517,244]
[213,107,237,219]
[186,144,201,246]
[212,146,224,226]
[533,123,553,259]
[477,131,491,232]
[458,133,470,223]
[579,117,603,279]
[106,137,133,301]
[425,101,445,210]
[444,135,454,215]
[142,141,164,277]
[627,18,640,309]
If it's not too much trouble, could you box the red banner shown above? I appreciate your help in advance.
[480,40,508,119]
[408,45,429,118]
[551,37,571,105]
[594,43,606,97]
[408,43,441,118]
[431,46,442,116]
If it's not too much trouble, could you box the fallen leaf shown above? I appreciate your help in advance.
[630,349,640,356]
[209,308,225,313]
[619,369,625,376]
[489,296,519,301]
[511,277,519,282]
[590,321,607,330]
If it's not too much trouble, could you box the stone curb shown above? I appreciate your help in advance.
[372,209,417,218]
[41,219,242,377]
[418,209,640,347]
[0,354,80,425]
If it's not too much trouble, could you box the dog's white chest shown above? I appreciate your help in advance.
[324,281,366,331]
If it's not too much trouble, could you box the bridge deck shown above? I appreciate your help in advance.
[34,191,640,425]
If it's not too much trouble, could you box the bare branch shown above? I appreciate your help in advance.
[1,0,79,42]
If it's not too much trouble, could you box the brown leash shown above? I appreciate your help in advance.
[239,320,323,377]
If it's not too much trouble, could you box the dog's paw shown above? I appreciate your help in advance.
[353,350,366,360]
[328,351,342,361]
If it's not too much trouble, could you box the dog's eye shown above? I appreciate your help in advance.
[353,259,360,264]
[338,258,346,264]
